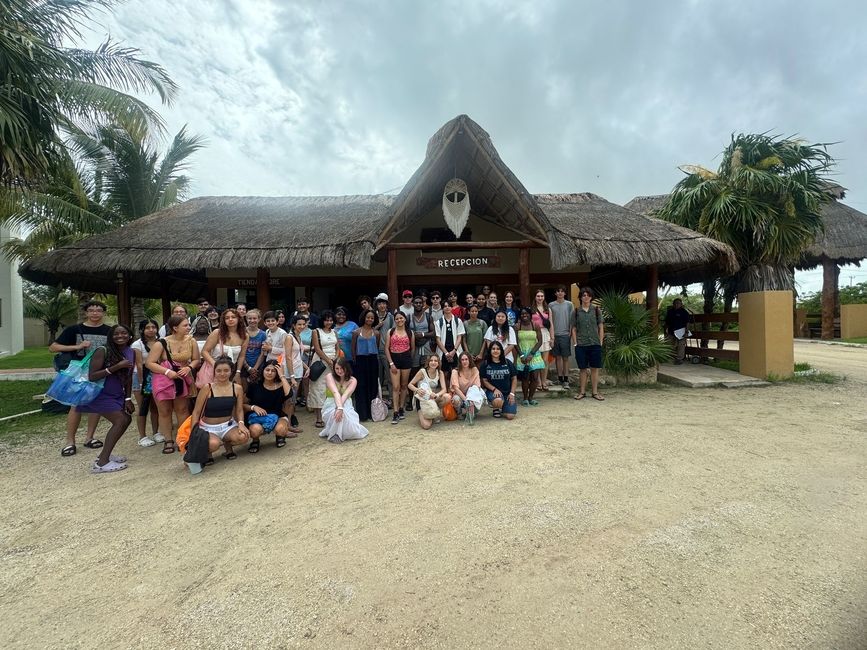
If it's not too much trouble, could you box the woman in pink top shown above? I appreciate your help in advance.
[384,310,415,425]
[531,289,553,390]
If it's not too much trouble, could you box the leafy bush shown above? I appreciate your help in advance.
[598,289,672,376]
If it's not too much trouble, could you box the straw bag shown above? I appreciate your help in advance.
[370,383,388,421]
[419,397,441,420]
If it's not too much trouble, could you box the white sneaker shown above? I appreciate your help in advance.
[138,436,156,447]
[153,433,165,443]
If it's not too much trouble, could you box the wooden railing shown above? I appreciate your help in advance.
[803,312,840,339]
[684,313,739,361]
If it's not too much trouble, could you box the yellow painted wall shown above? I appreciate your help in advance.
[841,304,867,339]
[738,290,794,379]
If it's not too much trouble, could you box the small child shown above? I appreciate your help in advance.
[242,308,266,388]
[261,310,287,364]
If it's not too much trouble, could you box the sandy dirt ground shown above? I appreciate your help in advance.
[1,345,866,649]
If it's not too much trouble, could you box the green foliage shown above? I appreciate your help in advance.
[798,280,867,312]
[22,281,80,341]
[0,347,55,369]
[0,0,177,184]
[656,132,836,292]
[598,289,672,377]
[0,380,51,417]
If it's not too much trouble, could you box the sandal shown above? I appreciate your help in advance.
[592,393,605,401]
[205,456,215,466]
[315,420,325,428]
[161,441,176,454]
[91,459,128,474]
[247,439,260,454]
[82,439,104,449]
[222,451,238,460]
[492,408,502,418]
[61,444,77,457]
[574,393,586,400]
[528,400,540,406]
[275,436,287,448]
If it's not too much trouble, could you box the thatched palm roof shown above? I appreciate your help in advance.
[625,193,867,269]
[21,115,740,298]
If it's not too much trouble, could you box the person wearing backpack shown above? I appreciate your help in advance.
[572,287,606,401]
[434,302,465,377]
[50,300,112,457]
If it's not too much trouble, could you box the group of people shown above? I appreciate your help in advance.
[50,284,607,475]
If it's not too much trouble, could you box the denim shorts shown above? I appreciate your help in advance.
[484,389,518,415]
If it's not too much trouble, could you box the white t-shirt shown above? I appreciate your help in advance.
[434,316,466,357]
[264,328,288,362]
[484,325,517,362]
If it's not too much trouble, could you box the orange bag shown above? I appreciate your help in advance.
[442,402,458,421]
[176,415,193,453]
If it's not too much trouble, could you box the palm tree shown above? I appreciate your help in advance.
[0,0,177,185]
[656,133,835,292]
[23,282,80,343]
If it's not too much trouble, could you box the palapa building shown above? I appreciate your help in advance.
[22,115,736,325]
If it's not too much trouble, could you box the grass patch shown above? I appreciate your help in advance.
[767,362,843,385]
[0,347,54,370]
[843,337,867,344]
[0,380,63,447]
[0,380,52,417]
[708,359,740,373]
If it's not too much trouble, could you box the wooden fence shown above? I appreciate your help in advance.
[685,313,739,362]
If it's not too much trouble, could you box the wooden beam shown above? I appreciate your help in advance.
[519,248,530,306]
[116,271,131,327]
[385,240,541,251]
[160,279,172,324]
[821,256,837,340]
[647,264,659,329]
[387,248,398,306]
[256,268,270,311]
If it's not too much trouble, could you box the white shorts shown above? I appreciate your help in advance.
[198,419,238,440]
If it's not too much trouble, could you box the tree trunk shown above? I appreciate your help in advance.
[131,297,146,328]
[737,264,795,293]
[700,280,717,350]
[717,276,737,350]
[821,257,837,340]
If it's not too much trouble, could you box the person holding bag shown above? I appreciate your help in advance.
[79,324,137,474]
[449,352,483,425]
[244,361,294,452]
[188,356,250,464]
[308,310,339,429]
[408,354,450,430]
[146,315,200,454]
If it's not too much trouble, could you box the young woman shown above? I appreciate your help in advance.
[244,361,294,452]
[81,324,136,473]
[309,310,339,428]
[514,306,544,405]
[289,315,311,409]
[276,310,287,332]
[242,308,266,388]
[146,315,200,454]
[483,310,517,362]
[205,307,220,332]
[448,291,465,320]
[479,341,518,421]
[132,318,160,447]
[189,356,250,469]
[532,289,553,391]
[463,304,487,366]
[192,316,211,353]
[320,357,369,443]
[158,304,189,337]
[202,308,249,383]
[334,307,358,362]
[449,351,482,424]
[384,310,415,425]
[503,291,518,326]
[408,354,450,430]
[351,309,380,422]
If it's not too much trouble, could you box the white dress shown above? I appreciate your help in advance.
[309,328,338,409]
[320,382,369,443]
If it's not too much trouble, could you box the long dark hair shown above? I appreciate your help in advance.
[492,310,510,339]
[138,318,159,351]
[105,324,132,380]
[486,340,506,364]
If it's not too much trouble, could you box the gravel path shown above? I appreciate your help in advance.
[1,347,865,648]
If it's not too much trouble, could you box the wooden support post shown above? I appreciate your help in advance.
[116,271,131,327]
[387,249,398,306]
[821,256,837,340]
[161,280,172,324]
[519,248,530,307]
[647,264,659,329]
[257,268,270,311]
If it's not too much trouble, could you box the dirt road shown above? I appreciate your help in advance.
[1,346,865,648]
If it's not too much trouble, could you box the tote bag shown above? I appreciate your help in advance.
[370,383,388,422]
[46,347,105,407]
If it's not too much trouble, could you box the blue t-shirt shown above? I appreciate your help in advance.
[479,360,517,394]
[245,330,266,367]
[336,322,358,360]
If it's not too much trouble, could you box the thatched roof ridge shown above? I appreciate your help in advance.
[538,193,738,279]
[625,194,867,267]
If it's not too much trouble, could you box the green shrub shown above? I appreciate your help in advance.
[598,289,672,377]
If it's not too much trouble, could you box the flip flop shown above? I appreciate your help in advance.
[82,439,104,449]
[592,393,605,401]
[61,444,77,457]
[91,459,128,474]
[574,393,586,400]
[275,436,287,448]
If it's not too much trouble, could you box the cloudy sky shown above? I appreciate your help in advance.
[85,0,867,292]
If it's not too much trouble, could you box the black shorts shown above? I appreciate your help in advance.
[575,344,603,369]
[390,351,412,370]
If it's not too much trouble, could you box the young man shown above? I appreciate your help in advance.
[548,284,575,387]
[261,311,288,363]
[664,298,691,364]
[50,300,113,456]
[434,302,465,377]
[373,293,395,404]
[407,295,434,410]
[448,291,465,320]
[398,290,415,319]
[293,297,318,329]
[428,291,444,322]
[477,293,495,327]
[189,297,212,335]
[572,287,605,400]
[158,304,189,337]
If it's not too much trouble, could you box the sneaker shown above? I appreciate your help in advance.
[138,436,156,447]
[561,380,570,388]
[398,408,406,420]
[391,412,400,425]
[153,432,166,443]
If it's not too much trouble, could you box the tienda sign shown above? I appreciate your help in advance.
[416,255,501,269]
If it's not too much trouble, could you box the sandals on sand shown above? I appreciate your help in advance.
[91,459,128,474]
[574,393,586,400]
[82,439,103,449]
[247,439,260,454]
[61,444,77,457]
[592,393,605,401]
[314,420,325,428]
[222,451,237,460]
[275,436,287,448]
[161,441,176,454]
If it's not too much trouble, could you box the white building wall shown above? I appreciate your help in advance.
[0,226,24,355]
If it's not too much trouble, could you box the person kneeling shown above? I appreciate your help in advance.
[244,361,295,452]
[479,341,518,420]
[408,354,451,430]
[321,358,369,443]
[190,356,250,464]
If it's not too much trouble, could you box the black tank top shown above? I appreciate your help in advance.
[203,383,235,418]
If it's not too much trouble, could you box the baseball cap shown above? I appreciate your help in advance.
[402,290,413,297]
[375,292,389,302]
